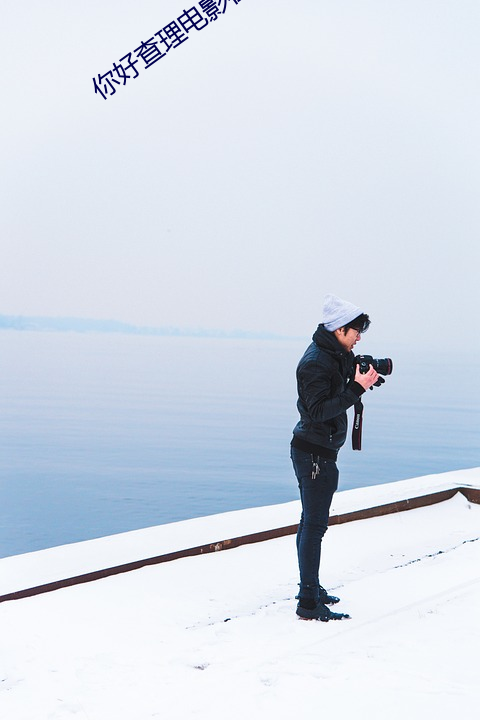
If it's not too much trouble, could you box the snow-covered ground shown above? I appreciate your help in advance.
[1,468,479,719]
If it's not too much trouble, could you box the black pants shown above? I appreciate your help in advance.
[291,446,339,602]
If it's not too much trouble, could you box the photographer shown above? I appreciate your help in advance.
[291,294,380,621]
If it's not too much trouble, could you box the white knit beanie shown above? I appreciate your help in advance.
[323,293,362,331]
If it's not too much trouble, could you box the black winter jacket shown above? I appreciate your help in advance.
[292,325,365,454]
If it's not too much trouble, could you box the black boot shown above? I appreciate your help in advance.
[296,585,341,606]
[318,585,340,605]
[296,600,350,622]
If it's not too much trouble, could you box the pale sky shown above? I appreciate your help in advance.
[1,1,479,350]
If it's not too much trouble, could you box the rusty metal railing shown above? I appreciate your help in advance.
[1,486,478,604]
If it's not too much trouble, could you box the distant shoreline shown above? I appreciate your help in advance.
[0,314,298,341]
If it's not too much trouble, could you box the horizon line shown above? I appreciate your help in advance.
[0,313,304,342]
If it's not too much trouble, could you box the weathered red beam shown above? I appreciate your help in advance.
[1,486,478,604]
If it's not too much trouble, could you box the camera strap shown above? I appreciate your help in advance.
[352,399,364,451]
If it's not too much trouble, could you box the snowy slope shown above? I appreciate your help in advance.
[1,470,479,719]
[1,466,478,598]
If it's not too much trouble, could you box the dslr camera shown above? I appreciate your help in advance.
[355,355,393,386]
[355,355,393,376]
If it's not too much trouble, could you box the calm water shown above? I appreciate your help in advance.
[0,331,478,558]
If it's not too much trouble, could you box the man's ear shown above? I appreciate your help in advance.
[333,327,345,340]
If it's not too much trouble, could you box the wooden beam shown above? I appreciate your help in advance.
[1,486,478,604]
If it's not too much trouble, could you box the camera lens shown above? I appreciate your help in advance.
[373,358,393,376]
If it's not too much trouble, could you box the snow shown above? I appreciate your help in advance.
[1,468,480,719]
[1,467,478,597]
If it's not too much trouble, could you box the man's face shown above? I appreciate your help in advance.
[334,327,361,353]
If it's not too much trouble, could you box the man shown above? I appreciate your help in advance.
[291,293,380,621]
